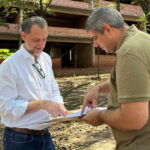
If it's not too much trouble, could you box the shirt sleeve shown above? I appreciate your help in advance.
[48,56,64,104]
[116,52,150,103]
[0,61,28,120]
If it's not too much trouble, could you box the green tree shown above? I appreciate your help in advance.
[0,0,52,26]
[132,0,150,31]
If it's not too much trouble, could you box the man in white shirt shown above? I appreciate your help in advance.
[0,16,69,150]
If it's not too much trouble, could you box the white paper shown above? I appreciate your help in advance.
[66,107,107,118]
[50,107,107,122]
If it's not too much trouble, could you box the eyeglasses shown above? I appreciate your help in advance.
[32,61,45,79]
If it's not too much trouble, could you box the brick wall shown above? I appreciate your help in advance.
[0,24,18,33]
[0,24,91,38]
[76,44,93,67]
[95,55,115,69]
[52,58,62,69]
[99,0,143,17]
[48,26,91,38]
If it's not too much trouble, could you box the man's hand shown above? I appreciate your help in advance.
[81,79,110,115]
[25,100,70,117]
[58,103,71,116]
[80,109,103,126]
[80,101,149,131]
[42,101,70,117]
[81,85,99,115]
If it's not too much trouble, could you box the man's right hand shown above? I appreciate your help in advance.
[25,100,69,117]
[42,100,68,117]
[81,79,110,115]
[81,85,100,115]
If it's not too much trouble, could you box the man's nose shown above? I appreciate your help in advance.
[38,40,46,48]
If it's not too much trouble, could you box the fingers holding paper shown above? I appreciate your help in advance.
[80,109,104,126]
[81,79,110,115]
[81,86,100,115]
[58,103,71,116]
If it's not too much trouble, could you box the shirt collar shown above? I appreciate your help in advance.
[116,24,138,53]
[20,44,41,62]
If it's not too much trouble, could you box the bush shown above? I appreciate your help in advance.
[0,49,15,59]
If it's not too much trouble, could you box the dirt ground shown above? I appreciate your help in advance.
[50,74,115,150]
[0,74,116,150]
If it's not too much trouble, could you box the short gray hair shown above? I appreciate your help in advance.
[21,16,48,34]
[86,7,126,34]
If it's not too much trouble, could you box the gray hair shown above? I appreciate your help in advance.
[21,16,48,34]
[86,7,126,34]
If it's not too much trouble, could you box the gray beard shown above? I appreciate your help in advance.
[24,43,44,57]
[28,49,42,57]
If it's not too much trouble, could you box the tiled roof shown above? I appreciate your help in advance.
[18,0,144,17]
[120,3,143,17]
[99,0,143,17]
[51,0,143,17]
[51,0,91,10]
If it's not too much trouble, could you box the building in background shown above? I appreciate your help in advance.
[0,0,143,73]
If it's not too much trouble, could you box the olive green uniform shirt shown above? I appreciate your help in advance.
[108,25,150,150]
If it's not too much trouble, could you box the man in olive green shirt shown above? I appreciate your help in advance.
[81,7,150,150]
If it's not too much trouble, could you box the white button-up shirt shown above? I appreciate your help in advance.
[0,45,63,130]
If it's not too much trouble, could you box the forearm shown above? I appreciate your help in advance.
[25,100,68,117]
[99,107,148,131]
[25,100,66,114]
[99,109,130,131]
[25,100,44,114]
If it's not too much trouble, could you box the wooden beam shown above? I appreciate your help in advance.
[123,15,140,22]
[0,33,20,40]
[0,32,92,44]
[50,5,91,16]
[47,35,92,43]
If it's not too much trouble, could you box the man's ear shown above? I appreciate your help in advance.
[103,24,113,37]
[21,32,26,41]
[103,24,113,33]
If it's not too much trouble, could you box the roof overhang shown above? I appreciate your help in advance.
[50,4,91,16]
[0,32,92,44]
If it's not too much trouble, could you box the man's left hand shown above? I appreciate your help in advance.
[58,104,71,116]
[80,109,103,126]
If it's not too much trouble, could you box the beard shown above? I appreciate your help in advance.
[25,42,45,57]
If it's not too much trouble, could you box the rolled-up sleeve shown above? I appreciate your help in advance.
[0,61,28,120]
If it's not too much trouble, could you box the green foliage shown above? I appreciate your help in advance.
[115,0,120,11]
[131,0,150,32]
[0,49,15,59]
[0,0,53,26]
[83,0,100,8]
[131,0,139,5]
[0,17,8,27]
